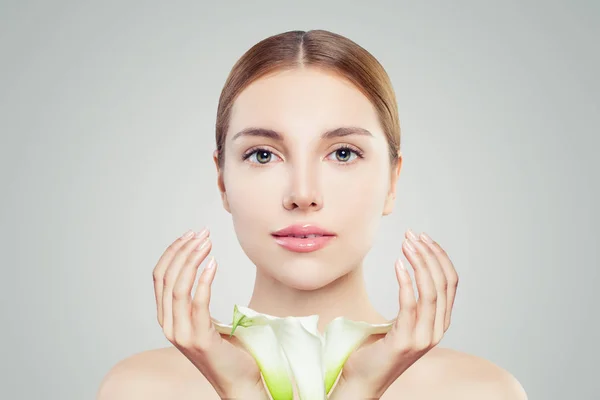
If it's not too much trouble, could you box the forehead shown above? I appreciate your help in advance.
[228,67,383,137]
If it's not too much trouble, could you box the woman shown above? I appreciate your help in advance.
[98,30,527,399]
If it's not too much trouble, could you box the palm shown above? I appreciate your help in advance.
[340,333,390,382]
[215,329,263,383]
[337,230,458,396]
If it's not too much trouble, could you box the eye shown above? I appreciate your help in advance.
[326,146,363,164]
[243,148,281,165]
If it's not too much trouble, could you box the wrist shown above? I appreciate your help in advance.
[328,377,381,400]
[221,390,268,400]
[220,380,269,400]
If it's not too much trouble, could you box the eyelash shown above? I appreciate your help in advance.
[242,145,365,165]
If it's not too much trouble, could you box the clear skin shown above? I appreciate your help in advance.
[154,67,457,398]
[135,67,526,400]
[152,229,266,399]
[219,67,401,331]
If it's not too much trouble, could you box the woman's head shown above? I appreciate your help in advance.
[213,30,403,291]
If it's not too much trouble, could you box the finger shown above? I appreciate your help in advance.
[153,229,197,326]
[394,259,417,333]
[382,259,417,362]
[162,229,210,340]
[419,232,459,331]
[402,236,437,348]
[409,231,447,343]
[191,256,218,334]
[172,236,213,343]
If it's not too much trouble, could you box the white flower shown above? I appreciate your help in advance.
[212,305,395,400]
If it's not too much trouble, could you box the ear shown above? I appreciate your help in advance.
[383,151,402,216]
[213,149,231,214]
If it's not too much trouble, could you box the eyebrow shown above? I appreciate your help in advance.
[231,126,374,141]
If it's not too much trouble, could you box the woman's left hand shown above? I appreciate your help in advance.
[333,229,459,399]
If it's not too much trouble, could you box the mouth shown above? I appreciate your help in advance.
[272,233,332,239]
[271,224,336,253]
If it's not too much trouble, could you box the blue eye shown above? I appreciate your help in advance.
[242,145,364,165]
[243,148,281,164]
[326,146,363,163]
[332,148,354,162]
[252,150,272,164]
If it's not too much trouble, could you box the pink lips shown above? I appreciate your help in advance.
[271,224,336,253]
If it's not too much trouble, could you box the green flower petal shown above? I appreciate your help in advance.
[322,317,395,394]
[214,306,396,400]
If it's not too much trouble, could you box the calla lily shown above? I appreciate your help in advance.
[212,305,395,400]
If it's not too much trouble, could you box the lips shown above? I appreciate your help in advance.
[271,224,336,238]
[271,224,336,253]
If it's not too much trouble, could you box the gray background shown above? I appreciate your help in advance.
[1,1,598,399]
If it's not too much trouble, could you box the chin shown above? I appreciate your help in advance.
[276,274,339,292]
[269,258,350,291]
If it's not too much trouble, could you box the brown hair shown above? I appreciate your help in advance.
[215,29,401,169]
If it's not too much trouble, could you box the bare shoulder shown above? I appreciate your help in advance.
[384,347,528,400]
[96,347,218,400]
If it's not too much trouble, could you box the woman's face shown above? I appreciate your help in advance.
[215,67,401,291]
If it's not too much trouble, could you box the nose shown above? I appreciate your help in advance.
[282,163,323,212]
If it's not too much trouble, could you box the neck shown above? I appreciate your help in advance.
[247,263,388,332]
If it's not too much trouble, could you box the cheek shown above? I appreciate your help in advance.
[222,159,390,279]
[325,164,389,219]
[224,167,283,240]
[324,165,390,252]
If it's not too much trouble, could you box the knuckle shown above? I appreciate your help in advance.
[424,292,437,303]
[165,243,179,255]
[191,301,202,313]
[173,335,191,348]
[163,271,175,287]
[420,245,434,256]
[390,340,410,356]
[172,287,188,300]
[433,244,447,255]
[445,319,452,332]
[393,346,410,356]
[184,238,207,253]
[453,274,460,286]
[415,338,432,351]
[192,337,211,353]
[438,278,448,291]
[193,286,209,305]
[446,274,458,289]
[403,301,417,313]
[192,298,208,313]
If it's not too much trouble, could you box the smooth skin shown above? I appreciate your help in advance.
[330,230,457,398]
[152,228,268,399]
[97,67,527,399]
[97,228,526,400]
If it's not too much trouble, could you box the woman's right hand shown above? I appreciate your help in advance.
[153,228,267,400]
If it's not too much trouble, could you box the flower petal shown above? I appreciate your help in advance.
[269,316,326,400]
[322,318,395,394]
[223,306,327,400]
[212,316,294,400]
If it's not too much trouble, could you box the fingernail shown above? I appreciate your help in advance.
[398,259,406,270]
[420,232,434,244]
[194,237,210,251]
[205,257,216,269]
[181,229,194,239]
[405,238,416,252]
[407,229,418,241]
[195,227,209,238]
